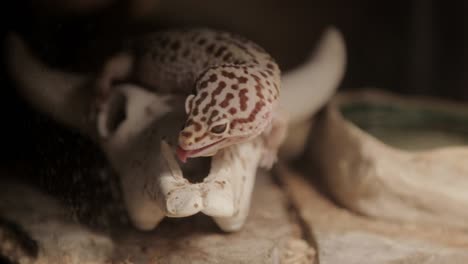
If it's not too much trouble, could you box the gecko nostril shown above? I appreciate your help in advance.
[180,131,193,139]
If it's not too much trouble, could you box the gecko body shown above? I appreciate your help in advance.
[98,29,286,166]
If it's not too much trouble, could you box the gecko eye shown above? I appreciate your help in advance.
[210,123,228,135]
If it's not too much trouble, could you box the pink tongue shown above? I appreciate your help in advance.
[176,146,189,163]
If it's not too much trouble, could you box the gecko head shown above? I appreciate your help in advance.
[176,89,272,163]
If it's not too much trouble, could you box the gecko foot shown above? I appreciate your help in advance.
[259,152,278,169]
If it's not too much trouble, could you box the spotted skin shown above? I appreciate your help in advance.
[130,29,280,95]
[179,63,278,155]
[98,28,285,166]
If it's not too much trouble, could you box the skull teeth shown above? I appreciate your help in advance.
[154,139,260,231]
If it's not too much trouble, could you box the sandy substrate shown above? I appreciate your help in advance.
[2,161,468,263]
[0,169,314,264]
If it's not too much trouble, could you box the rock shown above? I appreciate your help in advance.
[0,181,114,264]
[309,89,468,230]
[277,164,468,264]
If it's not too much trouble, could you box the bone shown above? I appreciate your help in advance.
[96,84,203,228]
[279,26,346,161]
[96,83,173,141]
[207,140,263,232]
[119,163,167,230]
[201,179,235,218]
[95,52,134,107]
[4,33,95,136]
[280,26,346,125]
[159,141,204,217]
[103,90,173,229]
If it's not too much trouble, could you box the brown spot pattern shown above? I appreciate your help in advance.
[180,131,193,138]
[149,30,281,141]
[206,44,215,53]
[195,92,208,107]
[231,101,266,129]
[239,88,249,111]
[209,110,219,122]
[250,74,260,81]
[200,81,208,89]
[202,81,225,114]
[238,76,248,83]
[209,74,218,82]
[255,84,265,100]
[217,81,227,89]
[192,121,202,132]
[220,93,234,108]
[203,99,216,114]
[221,70,236,79]
[215,46,227,57]
[195,132,209,142]
[223,53,232,61]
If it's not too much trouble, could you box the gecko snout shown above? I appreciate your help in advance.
[178,131,195,148]
[176,133,196,162]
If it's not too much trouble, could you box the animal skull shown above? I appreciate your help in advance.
[94,83,263,231]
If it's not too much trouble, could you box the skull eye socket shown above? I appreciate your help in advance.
[210,123,228,134]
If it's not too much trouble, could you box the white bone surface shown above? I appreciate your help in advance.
[279,27,347,160]
[280,27,346,124]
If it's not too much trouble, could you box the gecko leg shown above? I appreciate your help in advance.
[260,109,289,169]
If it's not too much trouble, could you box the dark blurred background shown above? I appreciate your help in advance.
[0,0,467,164]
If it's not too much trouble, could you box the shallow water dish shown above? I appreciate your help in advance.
[311,89,468,229]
